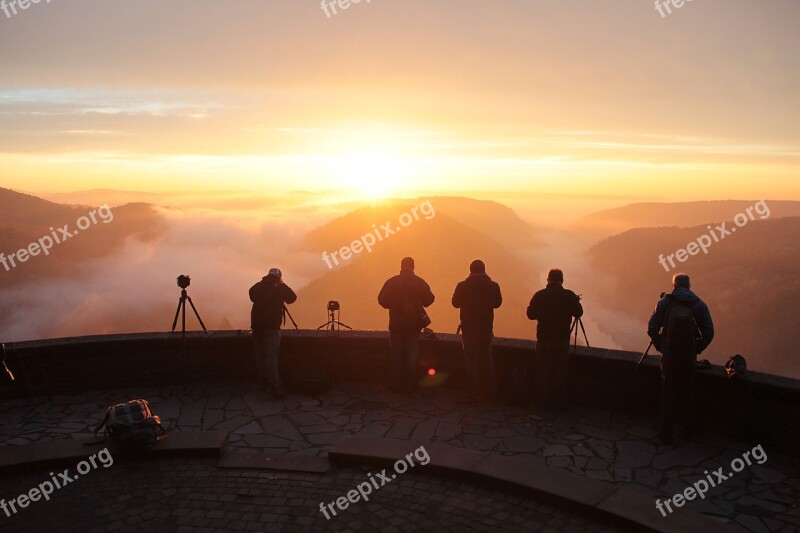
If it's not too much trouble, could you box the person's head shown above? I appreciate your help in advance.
[672,273,691,289]
[469,259,486,274]
[547,268,564,285]
[401,257,415,271]
[268,267,282,280]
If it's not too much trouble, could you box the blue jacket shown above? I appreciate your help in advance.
[648,287,714,355]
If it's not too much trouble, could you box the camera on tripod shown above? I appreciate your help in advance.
[318,300,351,332]
[177,275,191,290]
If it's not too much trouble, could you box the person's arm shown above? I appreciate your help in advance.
[248,282,260,303]
[282,284,297,305]
[419,279,435,307]
[526,292,538,320]
[452,282,464,309]
[494,283,503,309]
[572,292,584,319]
[696,303,714,354]
[647,298,667,347]
[378,279,392,309]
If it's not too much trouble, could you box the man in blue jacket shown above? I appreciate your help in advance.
[648,273,714,443]
[452,259,503,402]
[250,267,297,398]
[378,257,435,393]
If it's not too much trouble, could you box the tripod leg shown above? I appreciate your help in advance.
[572,318,579,353]
[187,296,208,333]
[181,298,186,339]
[579,319,591,348]
[172,298,183,333]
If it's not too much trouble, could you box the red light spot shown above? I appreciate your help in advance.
[428,368,436,376]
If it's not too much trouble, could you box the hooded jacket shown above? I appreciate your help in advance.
[452,273,502,336]
[378,269,435,333]
[250,275,297,332]
[648,287,714,355]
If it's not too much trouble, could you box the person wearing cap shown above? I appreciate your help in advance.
[249,267,297,398]
[526,268,583,411]
[452,260,502,402]
[378,257,435,393]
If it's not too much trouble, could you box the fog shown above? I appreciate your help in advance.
[0,206,329,341]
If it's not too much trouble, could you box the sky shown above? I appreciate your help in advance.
[1,0,799,202]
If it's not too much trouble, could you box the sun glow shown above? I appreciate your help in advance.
[332,151,408,200]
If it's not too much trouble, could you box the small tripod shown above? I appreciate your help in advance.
[317,300,352,332]
[570,316,590,353]
[171,287,208,338]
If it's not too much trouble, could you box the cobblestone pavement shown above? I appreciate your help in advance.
[0,457,629,532]
[1,382,798,532]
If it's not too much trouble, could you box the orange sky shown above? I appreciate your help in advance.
[0,0,798,201]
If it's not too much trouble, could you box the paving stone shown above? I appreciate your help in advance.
[543,444,572,457]
[503,435,545,453]
[653,445,718,470]
[288,412,325,427]
[259,415,304,442]
[615,441,655,469]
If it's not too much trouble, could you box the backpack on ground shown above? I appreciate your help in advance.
[94,399,166,450]
[666,298,698,354]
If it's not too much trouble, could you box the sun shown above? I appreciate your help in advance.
[334,152,406,200]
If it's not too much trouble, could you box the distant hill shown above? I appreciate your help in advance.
[0,188,166,289]
[295,198,542,338]
[589,215,800,378]
[573,200,800,240]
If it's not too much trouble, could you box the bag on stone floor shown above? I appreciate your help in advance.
[94,399,166,450]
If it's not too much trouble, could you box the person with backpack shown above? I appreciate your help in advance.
[648,273,714,443]
[378,257,435,393]
[452,259,502,403]
[250,267,297,398]
[527,268,583,411]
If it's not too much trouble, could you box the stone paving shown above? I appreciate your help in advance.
[1,382,799,532]
[0,457,627,533]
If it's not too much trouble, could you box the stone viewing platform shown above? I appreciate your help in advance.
[0,331,798,532]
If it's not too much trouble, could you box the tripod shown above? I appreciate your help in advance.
[569,316,590,353]
[634,340,654,376]
[317,303,352,332]
[283,304,299,330]
[171,288,208,338]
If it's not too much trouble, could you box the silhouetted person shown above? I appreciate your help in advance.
[527,268,583,411]
[250,267,297,398]
[648,273,714,443]
[452,259,502,402]
[378,257,435,393]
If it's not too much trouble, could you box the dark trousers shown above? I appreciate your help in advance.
[534,340,570,408]
[660,351,697,434]
[389,329,420,390]
[463,334,495,397]
[253,329,282,389]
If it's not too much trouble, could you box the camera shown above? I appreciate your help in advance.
[327,300,340,312]
[177,275,191,289]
